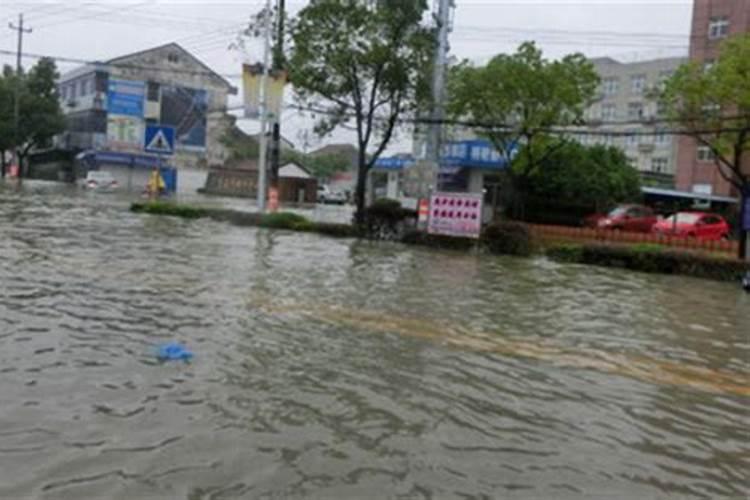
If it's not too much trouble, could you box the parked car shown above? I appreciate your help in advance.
[652,212,730,240]
[586,204,658,233]
[317,185,347,205]
[81,171,118,192]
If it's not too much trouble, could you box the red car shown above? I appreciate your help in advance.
[651,212,730,240]
[587,204,658,233]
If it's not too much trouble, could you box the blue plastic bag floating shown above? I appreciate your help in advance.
[157,343,194,362]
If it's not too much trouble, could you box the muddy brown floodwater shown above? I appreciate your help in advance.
[1,182,748,499]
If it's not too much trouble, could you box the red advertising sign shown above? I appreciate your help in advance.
[427,192,483,239]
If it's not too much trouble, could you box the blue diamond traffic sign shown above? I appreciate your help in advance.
[144,125,175,156]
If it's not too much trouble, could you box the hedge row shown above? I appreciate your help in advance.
[546,243,750,282]
[130,202,356,238]
[131,202,748,282]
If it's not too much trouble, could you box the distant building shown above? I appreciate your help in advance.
[675,0,750,197]
[578,55,687,188]
[56,43,237,171]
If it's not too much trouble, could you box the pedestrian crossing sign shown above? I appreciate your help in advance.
[144,125,175,155]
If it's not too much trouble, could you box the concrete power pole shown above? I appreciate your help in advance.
[7,13,32,179]
[256,0,273,211]
[269,0,285,203]
[425,0,454,192]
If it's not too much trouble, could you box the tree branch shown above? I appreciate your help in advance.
[366,90,403,171]
[694,134,744,190]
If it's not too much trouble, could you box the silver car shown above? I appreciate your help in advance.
[81,171,119,192]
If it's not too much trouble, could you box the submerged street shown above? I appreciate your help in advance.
[0,183,748,499]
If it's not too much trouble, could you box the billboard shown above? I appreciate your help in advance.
[106,114,143,153]
[242,64,286,122]
[107,79,145,117]
[428,192,483,239]
[160,85,208,150]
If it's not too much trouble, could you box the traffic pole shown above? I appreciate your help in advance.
[256,0,272,212]
[8,13,32,180]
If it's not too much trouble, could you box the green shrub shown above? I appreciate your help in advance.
[361,198,417,240]
[131,201,208,219]
[482,221,533,256]
[259,212,312,231]
[548,243,750,282]
[545,244,584,262]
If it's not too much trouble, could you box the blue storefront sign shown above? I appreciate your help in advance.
[107,79,145,117]
[743,192,750,231]
[441,140,517,169]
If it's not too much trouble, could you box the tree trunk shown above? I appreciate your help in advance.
[0,150,6,179]
[353,149,368,226]
[740,184,748,261]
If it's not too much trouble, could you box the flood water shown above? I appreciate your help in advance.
[1,182,748,499]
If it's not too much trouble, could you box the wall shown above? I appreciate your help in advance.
[676,0,750,197]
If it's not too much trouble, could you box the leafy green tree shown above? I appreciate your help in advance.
[525,141,641,210]
[0,66,15,176]
[448,42,599,217]
[661,33,749,258]
[16,58,66,175]
[288,0,433,223]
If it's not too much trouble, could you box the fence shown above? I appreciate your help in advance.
[528,224,740,255]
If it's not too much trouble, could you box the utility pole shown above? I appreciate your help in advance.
[7,13,32,179]
[269,0,285,208]
[256,0,272,211]
[425,0,453,193]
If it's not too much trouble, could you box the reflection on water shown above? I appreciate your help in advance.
[1,182,748,499]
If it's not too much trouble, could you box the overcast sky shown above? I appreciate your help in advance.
[0,0,694,154]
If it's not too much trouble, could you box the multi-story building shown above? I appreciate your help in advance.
[56,43,237,170]
[581,56,686,187]
[675,0,750,197]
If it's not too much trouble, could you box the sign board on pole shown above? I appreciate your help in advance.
[428,192,483,239]
[144,125,175,156]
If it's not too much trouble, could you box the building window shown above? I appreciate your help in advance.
[147,81,160,102]
[651,157,668,173]
[167,53,180,63]
[627,102,644,119]
[626,156,637,167]
[81,79,89,96]
[654,129,669,145]
[697,146,715,161]
[59,85,66,99]
[601,103,616,120]
[625,130,638,146]
[631,74,646,94]
[602,78,619,96]
[708,16,729,39]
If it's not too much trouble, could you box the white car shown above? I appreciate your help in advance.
[81,171,118,191]
[317,185,347,205]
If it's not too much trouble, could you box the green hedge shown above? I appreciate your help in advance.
[131,201,208,219]
[402,230,477,251]
[546,243,750,282]
[259,212,314,231]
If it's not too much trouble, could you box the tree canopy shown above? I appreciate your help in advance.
[524,141,641,209]
[0,58,66,176]
[661,33,750,258]
[288,0,433,221]
[448,42,599,216]
[661,33,749,192]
